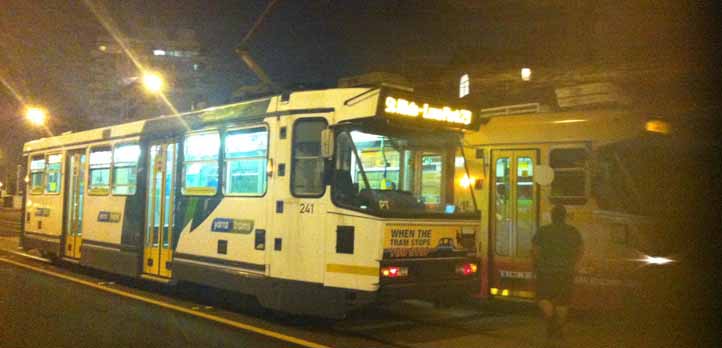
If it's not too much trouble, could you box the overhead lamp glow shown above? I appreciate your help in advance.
[25,106,47,126]
[521,68,532,81]
[142,72,164,93]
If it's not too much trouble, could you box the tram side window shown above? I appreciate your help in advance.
[550,148,588,204]
[183,132,220,196]
[45,154,62,194]
[224,127,268,195]
[29,156,45,194]
[89,147,112,195]
[112,144,141,195]
[291,119,327,196]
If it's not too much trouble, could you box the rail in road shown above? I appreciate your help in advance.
[0,248,542,348]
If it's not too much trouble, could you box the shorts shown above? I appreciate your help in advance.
[536,272,575,305]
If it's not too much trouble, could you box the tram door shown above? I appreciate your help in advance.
[490,150,538,298]
[144,141,177,278]
[64,150,86,259]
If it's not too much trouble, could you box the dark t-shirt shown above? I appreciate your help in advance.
[532,222,583,274]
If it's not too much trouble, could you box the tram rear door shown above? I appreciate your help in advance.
[143,140,177,278]
[489,149,539,298]
[64,150,86,259]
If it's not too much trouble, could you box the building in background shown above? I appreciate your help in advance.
[87,27,210,126]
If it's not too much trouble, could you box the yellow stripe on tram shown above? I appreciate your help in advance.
[0,257,331,348]
[326,263,379,276]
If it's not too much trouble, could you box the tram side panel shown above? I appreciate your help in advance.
[80,192,138,276]
[23,152,66,257]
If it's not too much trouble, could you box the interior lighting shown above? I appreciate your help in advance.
[460,174,476,188]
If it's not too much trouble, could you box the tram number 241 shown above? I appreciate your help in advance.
[299,203,315,214]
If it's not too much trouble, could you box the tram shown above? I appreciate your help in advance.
[456,104,674,309]
[21,86,482,317]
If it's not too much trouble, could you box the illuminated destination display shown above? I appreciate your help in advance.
[384,96,473,126]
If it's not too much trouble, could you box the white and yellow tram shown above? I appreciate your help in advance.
[457,104,673,309]
[21,87,481,317]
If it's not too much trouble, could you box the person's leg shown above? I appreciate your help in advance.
[539,299,554,319]
[538,299,556,337]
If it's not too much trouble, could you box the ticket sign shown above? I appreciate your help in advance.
[381,95,478,130]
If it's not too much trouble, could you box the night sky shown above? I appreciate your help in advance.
[1,0,718,163]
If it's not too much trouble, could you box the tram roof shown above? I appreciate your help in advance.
[26,87,478,154]
[464,108,657,147]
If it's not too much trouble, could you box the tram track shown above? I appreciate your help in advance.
[1,248,529,348]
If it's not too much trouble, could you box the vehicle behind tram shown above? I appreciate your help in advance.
[456,104,675,309]
[21,86,481,317]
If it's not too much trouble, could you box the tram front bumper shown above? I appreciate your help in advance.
[376,257,481,303]
[378,277,480,303]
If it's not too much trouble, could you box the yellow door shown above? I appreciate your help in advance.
[490,149,539,298]
[64,151,85,259]
[144,141,177,278]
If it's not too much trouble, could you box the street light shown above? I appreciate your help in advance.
[25,106,47,126]
[142,72,164,93]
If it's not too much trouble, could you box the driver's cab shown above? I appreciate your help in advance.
[329,123,471,217]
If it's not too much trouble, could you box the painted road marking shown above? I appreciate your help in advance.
[0,257,331,348]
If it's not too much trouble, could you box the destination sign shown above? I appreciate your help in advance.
[383,96,474,128]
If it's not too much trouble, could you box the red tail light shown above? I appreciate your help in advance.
[381,266,408,278]
[456,263,478,276]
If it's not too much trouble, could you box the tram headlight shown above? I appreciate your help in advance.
[456,262,478,276]
[381,266,408,278]
[640,255,675,265]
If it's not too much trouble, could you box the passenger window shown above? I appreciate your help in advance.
[112,144,141,195]
[89,147,112,195]
[224,127,268,196]
[45,154,63,194]
[183,132,220,195]
[550,148,588,204]
[29,156,45,195]
[291,118,327,196]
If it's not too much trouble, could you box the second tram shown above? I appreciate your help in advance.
[456,104,673,309]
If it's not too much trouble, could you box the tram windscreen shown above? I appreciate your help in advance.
[332,129,477,217]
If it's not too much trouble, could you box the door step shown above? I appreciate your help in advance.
[61,257,80,264]
[140,273,175,284]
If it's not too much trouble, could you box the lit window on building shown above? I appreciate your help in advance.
[153,49,167,56]
[459,74,469,98]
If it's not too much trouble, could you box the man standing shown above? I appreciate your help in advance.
[532,204,584,341]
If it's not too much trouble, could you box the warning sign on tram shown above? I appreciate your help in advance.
[383,225,467,258]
